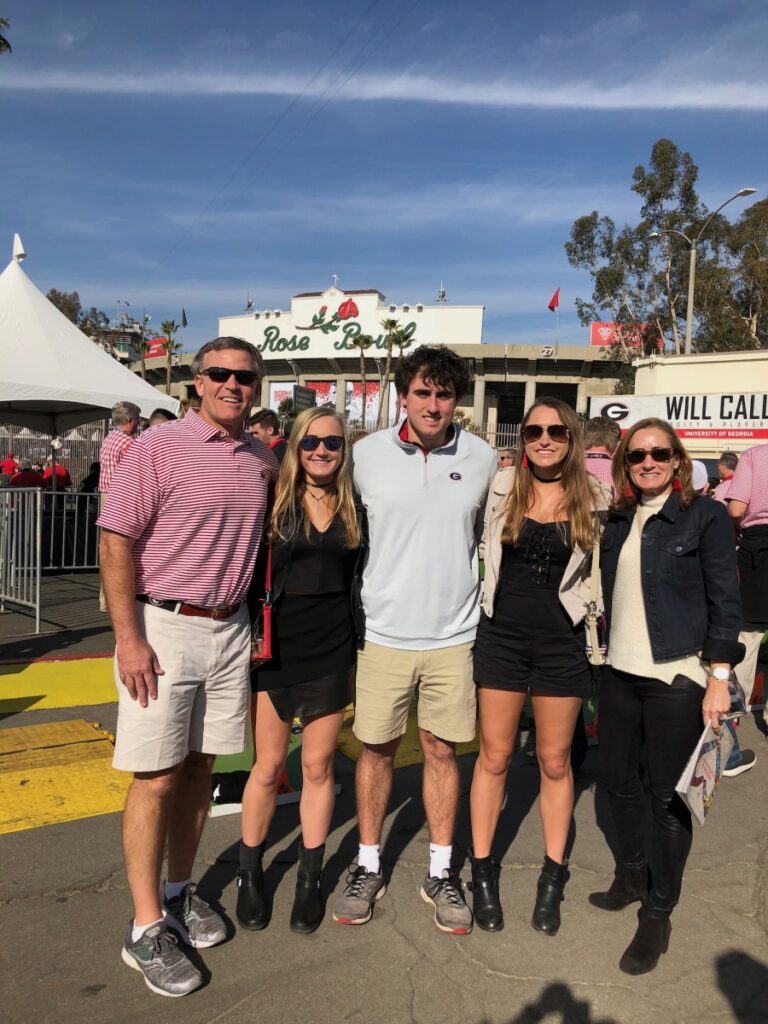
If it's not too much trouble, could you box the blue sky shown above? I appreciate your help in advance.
[1,0,766,350]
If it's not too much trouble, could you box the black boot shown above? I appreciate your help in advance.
[531,855,569,936]
[290,841,325,934]
[589,864,648,911]
[619,910,671,975]
[470,855,504,932]
[236,841,268,930]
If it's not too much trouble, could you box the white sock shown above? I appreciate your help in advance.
[429,843,452,878]
[132,918,163,943]
[164,878,192,901]
[358,844,381,874]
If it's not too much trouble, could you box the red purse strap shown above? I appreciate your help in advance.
[264,544,272,595]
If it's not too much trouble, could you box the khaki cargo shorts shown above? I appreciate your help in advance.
[353,640,476,745]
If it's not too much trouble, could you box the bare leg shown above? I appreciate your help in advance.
[241,691,292,847]
[167,751,216,882]
[123,766,181,925]
[531,695,582,862]
[356,738,401,846]
[470,689,527,857]
[299,711,345,847]
[419,728,458,847]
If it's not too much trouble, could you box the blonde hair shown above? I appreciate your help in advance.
[612,417,695,510]
[502,397,600,550]
[268,408,360,547]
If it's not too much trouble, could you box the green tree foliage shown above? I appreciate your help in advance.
[46,288,110,340]
[351,332,374,425]
[160,319,182,395]
[0,17,12,54]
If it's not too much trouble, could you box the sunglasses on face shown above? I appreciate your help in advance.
[521,424,570,444]
[299,434,344,452]
[199,367,260,387]
[625,447,677,466]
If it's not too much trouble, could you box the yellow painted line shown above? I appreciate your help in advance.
[337,707,479,768]
[0,719,128,835]
[0,657,115,712]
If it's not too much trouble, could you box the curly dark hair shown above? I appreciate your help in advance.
[393,345,471,399]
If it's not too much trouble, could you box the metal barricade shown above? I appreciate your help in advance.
[42,491,101,570]
[0,487,42,632]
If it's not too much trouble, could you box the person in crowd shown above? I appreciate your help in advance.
[237,408,365,935]
[41,455,72,490]
[10,458,43,488]
[691,460,711,495]
[590,417,743,975]
[98,337,277,998]
[1,451,19,476]
[148,408,178,427]
[79,461,101,493]
[583,416,621,495]
[332,345,497,936]
[100,402,141,494]
[497,447,515,469]
[470,398,609,935]
[713,452,739,504]
[248,408,288,464]
[727,442,768,740]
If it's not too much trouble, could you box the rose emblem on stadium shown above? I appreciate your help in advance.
[338,299,359,320]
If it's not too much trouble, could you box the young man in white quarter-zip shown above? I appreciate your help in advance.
[333,345,497,935]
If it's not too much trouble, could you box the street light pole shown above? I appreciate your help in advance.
[650,187,757,355]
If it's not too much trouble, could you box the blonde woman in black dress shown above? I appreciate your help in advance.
[237,409,365,934]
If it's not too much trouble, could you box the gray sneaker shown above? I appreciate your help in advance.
[121,921,202,998]
[420,870,473,934]
[163,882,227,948]
[332,865,386,925]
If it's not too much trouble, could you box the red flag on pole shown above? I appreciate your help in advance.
[547,288,560,312]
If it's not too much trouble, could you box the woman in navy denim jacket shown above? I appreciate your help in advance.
[591,417,744,976]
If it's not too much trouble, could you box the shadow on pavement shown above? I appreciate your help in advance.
[473,980,618,1023]
[716,950,768,1024]
[0,625,113,662]
[0,694,46,720]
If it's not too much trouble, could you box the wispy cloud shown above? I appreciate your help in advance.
[1,66,767,110]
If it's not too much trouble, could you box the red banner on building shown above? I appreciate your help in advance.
[589,322,649,347]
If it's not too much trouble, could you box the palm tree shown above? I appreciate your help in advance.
[351,332,374,427]
[160,319,181,395]
[0,18,11,54]
[377,318,400,428]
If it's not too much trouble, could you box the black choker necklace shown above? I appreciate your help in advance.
[529,466,563,483]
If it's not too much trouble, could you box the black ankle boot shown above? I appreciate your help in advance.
[531,855,569,936]
[619,910,671,974]
[471,855,504,932]
[290,841,325,934]
[589,864,648,911]
[236,842,268,930]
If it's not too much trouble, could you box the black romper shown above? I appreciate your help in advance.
[255,516,359,722]
[473,518,593,697]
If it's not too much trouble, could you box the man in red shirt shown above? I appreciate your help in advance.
[583,416,620,495]
[10,459,43,487]
[99,401,140,493]
[98,337,277,997]
[41,457,72,490]
[1,452,19,476]
[248,408,287,464]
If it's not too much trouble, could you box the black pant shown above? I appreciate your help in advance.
[599,666,703,916]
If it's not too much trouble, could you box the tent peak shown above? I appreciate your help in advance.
[12,234,26,263]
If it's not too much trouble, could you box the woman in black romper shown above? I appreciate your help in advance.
[236,408,365,935]
[470,398,607,935]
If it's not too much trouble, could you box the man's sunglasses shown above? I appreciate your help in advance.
[625,447,677,466]
[521,424,570,444]
[199,367,260,386]
[299,435,344,452]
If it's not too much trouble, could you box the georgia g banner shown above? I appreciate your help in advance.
[590,392,768,443]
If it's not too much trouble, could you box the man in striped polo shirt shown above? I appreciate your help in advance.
[98,337,278,997]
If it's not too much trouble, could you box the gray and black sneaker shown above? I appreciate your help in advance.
[121,921,202,998]
[163,882,227,948]
[332,865,386,925]
[420,870,473,935]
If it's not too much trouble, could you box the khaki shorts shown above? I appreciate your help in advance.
[353,640,476,745]
[113,602,251,773]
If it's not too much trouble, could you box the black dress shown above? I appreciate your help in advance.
[473,518,593,697]
[255,516,359,722]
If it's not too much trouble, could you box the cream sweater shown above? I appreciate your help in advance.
[607,492,707,686]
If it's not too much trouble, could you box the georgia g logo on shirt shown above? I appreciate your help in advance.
[449,472,462,481]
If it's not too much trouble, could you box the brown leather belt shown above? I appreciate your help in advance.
[136,595,242,621]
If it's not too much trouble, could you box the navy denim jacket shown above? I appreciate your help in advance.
[601,493,745,666]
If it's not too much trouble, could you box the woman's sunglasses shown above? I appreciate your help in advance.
[299,435,344,452]
[625,447,677,466]
[199,367,260,386]
[521,424,570,444]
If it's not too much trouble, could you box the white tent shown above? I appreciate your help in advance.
[0,237,179,433]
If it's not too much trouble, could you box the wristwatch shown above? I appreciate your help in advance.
[709,667,735,682]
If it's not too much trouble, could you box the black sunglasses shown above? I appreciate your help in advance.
[299,434,344,452]
[625,447,677,466]
[199,366,260,386]
[521,424,570,444]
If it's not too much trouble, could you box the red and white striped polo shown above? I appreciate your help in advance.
[727,443,768,528]
[98,410,278,607]
[99,429,134,493]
